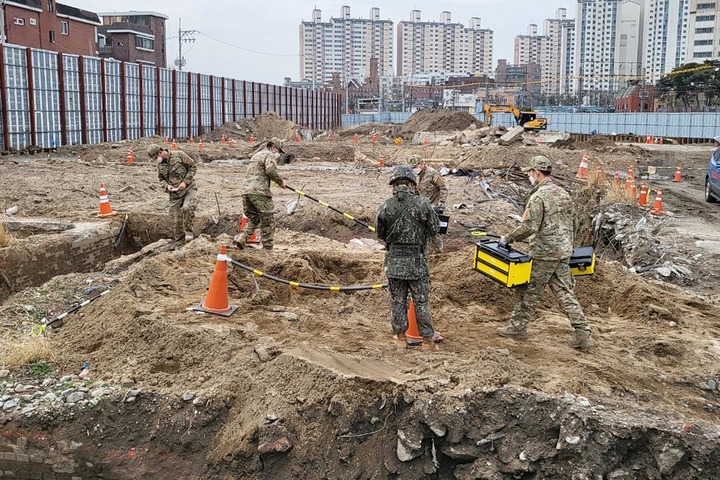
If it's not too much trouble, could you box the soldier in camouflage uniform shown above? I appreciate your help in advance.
[496,156,594,349]
[409,154,448,253]
[233,138,291,251]
[150,144,198,244]
[377,165,443,349]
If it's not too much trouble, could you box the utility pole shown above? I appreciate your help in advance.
[175,18,196,71]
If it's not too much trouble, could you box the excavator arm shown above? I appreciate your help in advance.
[482,104,547,132]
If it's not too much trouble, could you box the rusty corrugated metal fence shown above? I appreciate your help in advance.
[0,44,342,151]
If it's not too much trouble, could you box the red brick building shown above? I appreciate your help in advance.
[615,84,654,112]
[97,11,167,67]
[0,0,100,55]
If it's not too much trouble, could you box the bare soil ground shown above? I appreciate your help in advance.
[0,116,719,479]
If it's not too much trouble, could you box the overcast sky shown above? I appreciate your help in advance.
[71,0,577,84]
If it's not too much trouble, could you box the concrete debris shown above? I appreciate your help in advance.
[498,126,525,146]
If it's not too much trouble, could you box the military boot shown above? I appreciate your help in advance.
[496,324,528,340]
[392,333,408,350]
[421,337,440,351]
[568,329,595,349]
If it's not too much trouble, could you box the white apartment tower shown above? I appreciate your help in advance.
[574,0,643,93]
[643,1,688,84]
[299,7,393,86]
[396,10,493,77]
[686,0,720,62]
[514,24,544,66]
[544,9,576,96]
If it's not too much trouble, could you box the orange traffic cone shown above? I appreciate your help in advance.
[329,132,334,142]
[624,174,634,193]
[228,138,235,148]
[164,137,169,144]
[295,133,301,143]
[193,245,238,317]
[97,183,116,218]
[198,139,204,151]
[594,166,606,182]
[646,132,652,144]
[650,188,666,216]
[371,133,377,143]
[171,139,177,150]
[612,169,620,188]
[627,166,635,181]
[126,147,134,165]
[378,155,385,167]
[239,214,259,243]
[249,134,256,144]
[659,137,664,145]
[673,166,682,182]
[353,134,358,144]
[221,134,226,144]
[638,182,649,206]
[576,153,590,179]
[405,299,423,343]
[423,138,429,146]
[189,135,195,144]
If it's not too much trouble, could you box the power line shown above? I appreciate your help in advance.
[194,31,298,57]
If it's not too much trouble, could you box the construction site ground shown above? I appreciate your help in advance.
[0,113,719,479]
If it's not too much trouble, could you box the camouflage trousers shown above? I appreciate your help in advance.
[510,258,588,331]
[241,194,276,250]
[169,187,197,241]
[387,276,435,337]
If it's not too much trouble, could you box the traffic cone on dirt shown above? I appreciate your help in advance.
[659,137,664,145]
[126,147,134,165]
[612,169,620,188]
[646,132,652,144]
[627,165,635,181]
[189,136,195,144]
[594,166,606,183]
[193,245,238,317]
[576,152,590,179]
[624,173,634,193]
[239,214,259,243]
[353,133,358,144]
[249,134,256,144]
[228,138,235,148]
[371,133,377,143]
[295,133,301,143]
[329,132,334,142]
[221,134,226,144]
[650,188,666,216]
[405,299,423,344]
[378,155,385,167]
[171,139,177,150]
[164,137,169,144]
[423,138,429,146]
[673,166,683,182]
[97,183,116,218]
[198,139,204,151]
[638,182,649,206]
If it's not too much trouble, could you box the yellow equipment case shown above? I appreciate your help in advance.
[473,240,596,288]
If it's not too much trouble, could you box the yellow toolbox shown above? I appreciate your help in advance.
[473,241,533,287]
[473,241,596,287]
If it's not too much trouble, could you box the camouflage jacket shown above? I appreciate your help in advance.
[157,150,197,198]
[376,187,439,280]
[242,148,284,196]
[417,166,448,206]
[505,178,575,260]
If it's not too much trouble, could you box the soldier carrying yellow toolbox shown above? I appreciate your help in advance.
[495,155,595,349]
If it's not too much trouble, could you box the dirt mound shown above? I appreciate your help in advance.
[552,134,617,151]
[204,112,303,143]
[400,108,483,135]
[339,122,400,138]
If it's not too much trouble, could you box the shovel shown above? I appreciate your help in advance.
[287,184,306,215]
[213,193,221,224]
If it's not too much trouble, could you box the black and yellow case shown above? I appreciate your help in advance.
[473,241,596,287]
[473,241,533,287]
[569,246,596,276]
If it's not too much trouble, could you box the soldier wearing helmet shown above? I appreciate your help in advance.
[149,143,198,245]
[408,154,448,253]
[496,155,594,350]
[376,165,443,349]
[234,138,291,251]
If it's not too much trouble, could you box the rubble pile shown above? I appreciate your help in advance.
[399,108,484,135]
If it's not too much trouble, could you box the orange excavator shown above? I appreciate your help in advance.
[483,104,548,131]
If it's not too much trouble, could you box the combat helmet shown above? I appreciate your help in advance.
[408,154,422,166]
[389,164,417,185]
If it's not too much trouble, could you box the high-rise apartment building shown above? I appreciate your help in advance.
[515,24,544,65]
[573,0,643,94]
[396,10,493,77]
[644,1,688,84]
[686,0,720,62]
[299,7,393,87]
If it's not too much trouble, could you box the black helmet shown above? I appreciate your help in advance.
[389,164,417,185]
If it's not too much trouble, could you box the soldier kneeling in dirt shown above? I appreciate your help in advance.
[149,144,198,246]
[234,138,294,251]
